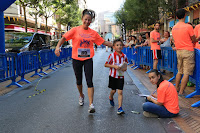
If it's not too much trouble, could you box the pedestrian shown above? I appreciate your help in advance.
[55,9,113,113]
[106,39,110,52]
[160,31,171,47]
[142,69,179,118]
[194,22,200,50]
[172,9,198,95]
[94,43,97,51]
[150,22,162,69]
[104,38,128,115]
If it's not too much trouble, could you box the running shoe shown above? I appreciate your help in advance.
[88,104,95,113]
[117,107,125,115]
[109,96,115,107]
[79,94,84,106]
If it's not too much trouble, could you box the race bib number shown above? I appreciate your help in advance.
[78,48,90,57]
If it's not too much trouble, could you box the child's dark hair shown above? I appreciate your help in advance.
[176,8,185,19]
[82,9,95,22]
[113,38,124,46]
[149,69,164,88]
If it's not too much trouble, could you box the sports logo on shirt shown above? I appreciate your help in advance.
[80,39,90,48]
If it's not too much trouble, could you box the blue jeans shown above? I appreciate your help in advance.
[143,101,179,118]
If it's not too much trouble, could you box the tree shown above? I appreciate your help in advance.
[28,0,42,32]
[115,0,160,31]
[39,0,72,33]
[56,0,81,28]
[115,0,187,32]
[15,0,39,32]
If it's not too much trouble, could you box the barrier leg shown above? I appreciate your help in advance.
[168,76,175,82]
[131,65,136,68]
[46,64,56,71]
[52,63,58,69]
[7,78,22,87]
[17,75,30,83]
[186,90,200,98]
[146,69,152,73]
[191,101,200,107]
[39,69,48,75]
[133,66,139,70]
[31,70,43,77]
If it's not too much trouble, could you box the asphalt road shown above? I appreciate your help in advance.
[0,48,181,133]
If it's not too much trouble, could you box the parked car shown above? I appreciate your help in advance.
[5,32,51,53]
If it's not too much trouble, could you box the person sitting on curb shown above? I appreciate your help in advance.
[142,69,179,118]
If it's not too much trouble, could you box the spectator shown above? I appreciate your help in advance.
[150,22,162,69]
[172,9,198,95]
[194,23,200,50]
[135,34,145,48]
[142,69,179,118]
[160,31,171,47]
[125,35,134,48]
[143,32,150,46]
[131,36,138,48]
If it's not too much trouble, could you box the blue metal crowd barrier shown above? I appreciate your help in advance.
[124,47,177,79]
[124,46,200,107]
[0,53,21,87]
[17,51,42,84]
[0,47,72,88]
[185,49,200,107]
[159,47,177,82]
[38,49,53,74]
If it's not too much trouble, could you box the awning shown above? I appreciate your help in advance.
[4,24,52,35]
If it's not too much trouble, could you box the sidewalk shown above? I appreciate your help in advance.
[128,66,200,133]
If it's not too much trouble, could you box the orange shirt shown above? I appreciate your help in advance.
[150,30,161,50]
[157,80,179,114]
[172,22,194,51]
[194,24,200,50]
[63,26,105,61]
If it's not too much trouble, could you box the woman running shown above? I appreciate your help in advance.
[55,9,113,113]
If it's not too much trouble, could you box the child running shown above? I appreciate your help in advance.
[104,39,128,115]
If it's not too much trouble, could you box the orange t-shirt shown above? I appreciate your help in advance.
[150,30,161,50]
[194,24,200,50]
[157,80,179,114]
[172,22,195,51]
[63,26,105,61]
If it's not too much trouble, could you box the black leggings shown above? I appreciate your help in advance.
[72,58,93,88]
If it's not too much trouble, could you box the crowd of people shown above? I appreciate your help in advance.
[54,8,200,119]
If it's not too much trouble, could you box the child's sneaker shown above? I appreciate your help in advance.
[109,96,115,107]
[88,104,95,113]
[79,94,84,106]
[117,107,125,115]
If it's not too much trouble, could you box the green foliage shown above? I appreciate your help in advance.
[55,0,81,27]
[115,0,160,31]
[115,0,187,31]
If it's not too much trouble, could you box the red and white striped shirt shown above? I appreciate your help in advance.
[105,51,128,79]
